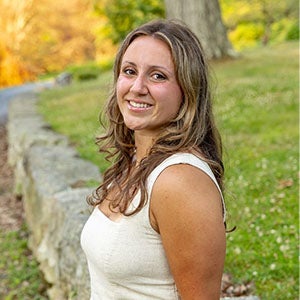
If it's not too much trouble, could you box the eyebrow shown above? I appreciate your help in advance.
[121,60,173,76]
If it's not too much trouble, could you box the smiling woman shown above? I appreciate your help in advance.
[117,35,183,136]
[81,19,226,300]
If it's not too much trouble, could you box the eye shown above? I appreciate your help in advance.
[152,73,166,81]
[122,67,136,76]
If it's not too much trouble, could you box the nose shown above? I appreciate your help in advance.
[130,75,148,95]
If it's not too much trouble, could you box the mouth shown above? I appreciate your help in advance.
[128,100,152,109]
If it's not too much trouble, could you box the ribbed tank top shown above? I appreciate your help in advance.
[81,153,226,300]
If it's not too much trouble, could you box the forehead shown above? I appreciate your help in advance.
[121,35,174,66]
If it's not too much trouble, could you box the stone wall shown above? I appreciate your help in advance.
[7,92,101,299]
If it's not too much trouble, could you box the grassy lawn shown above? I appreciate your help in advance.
[211,42,299,299]
[37,42,298,299]
[0,225,49,299]
[38,72,113,173]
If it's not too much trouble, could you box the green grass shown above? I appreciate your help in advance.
[212,42,299,299]
[39,71,113,173]
[0,225,49,299]
[38,42,299,299]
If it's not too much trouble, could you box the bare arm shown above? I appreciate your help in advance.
[150,164,226,300]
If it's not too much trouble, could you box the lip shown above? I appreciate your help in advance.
[127,99,153,111]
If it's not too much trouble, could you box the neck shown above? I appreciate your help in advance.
[134,132,156,164]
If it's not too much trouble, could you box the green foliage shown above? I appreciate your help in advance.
[0,225,49,299]
[220,0,299,49]
[38,42,299,299]
[286,21,299,40]
[66,60,113,82]
[229,22,265,50]
[95,0,165,44]
[271,18,299,42]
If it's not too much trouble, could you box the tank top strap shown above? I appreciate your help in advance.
[147,153,226,222]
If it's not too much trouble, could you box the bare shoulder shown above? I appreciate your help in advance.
[150,163,226,299]
[150,163,224,228]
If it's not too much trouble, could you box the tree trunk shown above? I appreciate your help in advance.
[164,0,236,59]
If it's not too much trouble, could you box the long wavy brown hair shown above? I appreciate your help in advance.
[88,19,224,216]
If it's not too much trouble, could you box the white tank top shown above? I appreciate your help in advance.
[81,153,226,300]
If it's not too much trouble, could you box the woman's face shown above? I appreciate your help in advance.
[117,35,183,137]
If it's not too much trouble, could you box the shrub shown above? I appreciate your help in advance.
[286,21,299,40]
[66,60,114,82]
[229,22,265,50]
[271,18,299,43]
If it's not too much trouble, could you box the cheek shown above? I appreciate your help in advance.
[116,84,128,113]
[116,83,123,110]
[166,87,183,113]
[116,77,127,97]
[116,80,122,98]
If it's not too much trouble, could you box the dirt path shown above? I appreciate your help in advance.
[0,125,24,232]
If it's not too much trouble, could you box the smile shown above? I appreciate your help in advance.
[129,101,152,109]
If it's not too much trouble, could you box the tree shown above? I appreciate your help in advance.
[164,0,236,59]
[0,0,99,87]
[0,0,36,86]
[221,0,299,47]
[94,0,165,44]
[22,0,97,73]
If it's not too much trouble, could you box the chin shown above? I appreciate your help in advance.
[124,120,144,130]
[125,123,143,131]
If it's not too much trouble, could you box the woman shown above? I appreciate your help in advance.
[81,19,227,300]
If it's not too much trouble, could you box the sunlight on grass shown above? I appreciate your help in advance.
[38,42,299,299]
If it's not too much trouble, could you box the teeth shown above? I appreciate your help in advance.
[130,101,151,108]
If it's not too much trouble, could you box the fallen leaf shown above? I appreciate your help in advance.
[277,179,294,189]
